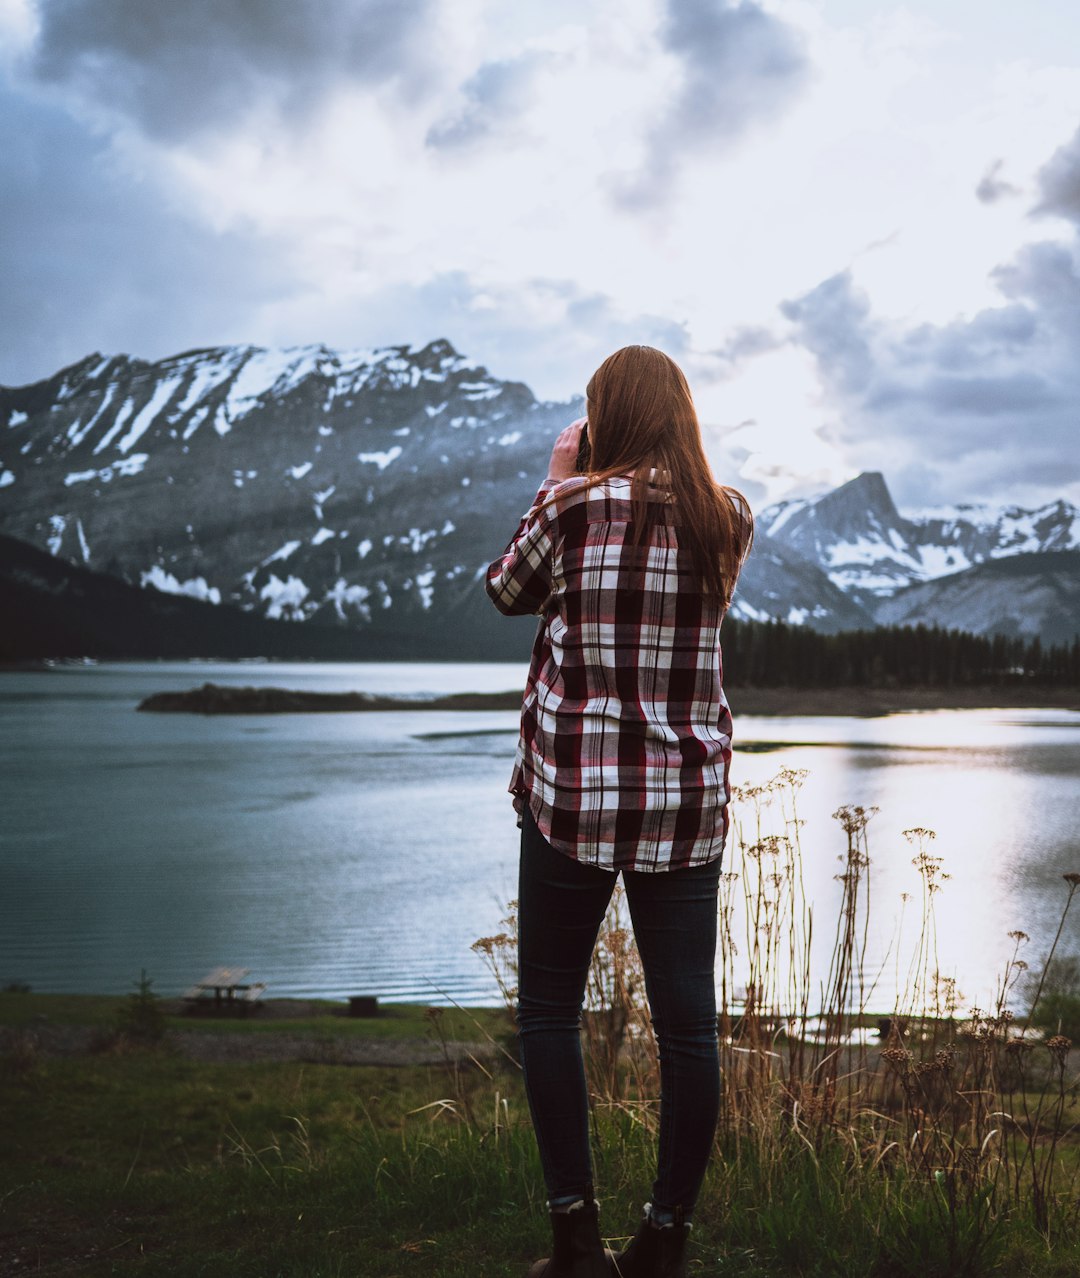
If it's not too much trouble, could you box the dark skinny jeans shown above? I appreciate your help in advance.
[516,808,722,1216]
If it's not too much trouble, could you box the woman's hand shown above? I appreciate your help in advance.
[545,418,587,483]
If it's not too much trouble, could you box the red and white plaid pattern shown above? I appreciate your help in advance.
[486,474,734,872]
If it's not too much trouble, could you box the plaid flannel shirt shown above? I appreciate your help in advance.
[486,473,734,872]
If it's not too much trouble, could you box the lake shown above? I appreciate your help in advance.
[2,662,1078,1011]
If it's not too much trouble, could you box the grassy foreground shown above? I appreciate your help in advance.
[2,995,1080,1277]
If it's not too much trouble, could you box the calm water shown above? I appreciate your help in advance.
[1,662,1078,1009]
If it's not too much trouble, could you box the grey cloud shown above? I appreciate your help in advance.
[0,83,292,386]
[994,241,1080,326]
[1032,125,1080,225]
[780,273,873,395]
[781,252,1080,505]
[975,159,1019,204]
[425,52,554,150]
[30,0,434,140]
[610,0,809,211]
[690,325,783,383]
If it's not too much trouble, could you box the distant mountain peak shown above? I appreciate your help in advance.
[3,342,1077,651]
[810,471,901,525]
[758,471,1080,609]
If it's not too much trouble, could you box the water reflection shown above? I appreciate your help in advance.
[732,709,1080,1014]
[0,665,1077,1009]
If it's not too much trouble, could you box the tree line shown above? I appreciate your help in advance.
[722,618,1080,688]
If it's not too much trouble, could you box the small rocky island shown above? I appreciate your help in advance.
[137,682,522,714]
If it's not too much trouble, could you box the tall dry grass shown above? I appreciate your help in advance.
[472,769,1080,1266]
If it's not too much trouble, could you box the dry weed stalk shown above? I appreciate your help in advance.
[473,771,1080,1235]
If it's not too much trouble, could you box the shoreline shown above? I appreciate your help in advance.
[730,685,1080,716]
[135,680,1080,717]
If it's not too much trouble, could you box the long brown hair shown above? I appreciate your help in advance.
[577,345,753,603]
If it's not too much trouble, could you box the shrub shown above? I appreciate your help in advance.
[114,970,166,1044]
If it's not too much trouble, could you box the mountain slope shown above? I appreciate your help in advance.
[0,531,537,661]
[871,550,1080,646]
[730,536,873,631]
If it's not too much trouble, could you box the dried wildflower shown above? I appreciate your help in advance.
[1064,873,1080,887]
[1008,930,1030,943]
[903,827,937,843]
[911,851,950,887]
[1005,1038,1033,1056]
[836,849,870,870]
[471,932,513,956]
[934,1046,956,1071]
[1047,1035,1071,1064]
[601,928,630,954]
[730,779,779,804]
[833,804,878,835]
[882,1045,913,1072]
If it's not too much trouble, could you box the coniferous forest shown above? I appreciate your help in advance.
[722,618,1080,688]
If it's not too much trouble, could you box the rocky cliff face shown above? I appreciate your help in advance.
[3,343,1078,652]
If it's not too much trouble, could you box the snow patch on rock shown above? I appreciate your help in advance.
[47,515,67,556]
[65,453,149,486]
[260,573,310,620]
[415,569,436,609]
[76,519,91,563]
[115,377,183,452]
[92,396,135,454]
[141,565,221,604]
[357,446,402,470]
[326,578,371,622]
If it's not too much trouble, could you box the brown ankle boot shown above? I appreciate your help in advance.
[611,1205,690,1278]
[526,1192,612,1278]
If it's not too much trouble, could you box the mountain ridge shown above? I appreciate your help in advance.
[3,341,1078,650]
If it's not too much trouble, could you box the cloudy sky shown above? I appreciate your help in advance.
[2,0,1079,509]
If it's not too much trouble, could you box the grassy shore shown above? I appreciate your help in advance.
[3,993,1080,1277]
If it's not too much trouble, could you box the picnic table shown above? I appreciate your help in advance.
[183,966,266,1014]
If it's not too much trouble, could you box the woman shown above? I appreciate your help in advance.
[486,345,752,1278]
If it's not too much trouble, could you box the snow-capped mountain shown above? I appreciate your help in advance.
[2,343,1077,653]
[0,339,572,656]
[759,472,1080,608]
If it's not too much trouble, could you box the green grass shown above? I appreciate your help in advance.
[4,1015,1080,1276]
[0,992,512,1043]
